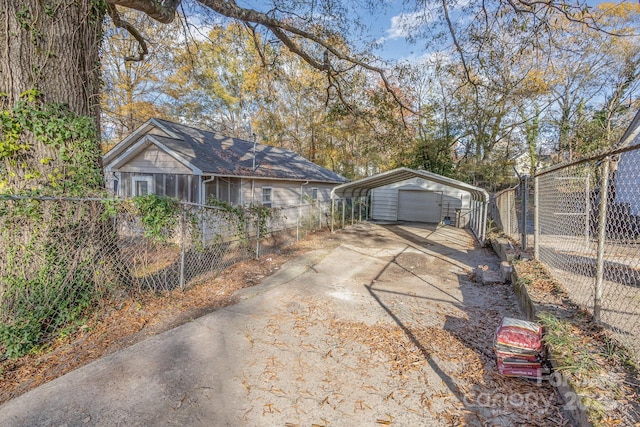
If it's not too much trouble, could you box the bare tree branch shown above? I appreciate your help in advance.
[107,0,181,24]
[195,0,418,116]
[104,0,423,118]
[442,0,474,87]
[504,0,635,37]
[107,4,149,62]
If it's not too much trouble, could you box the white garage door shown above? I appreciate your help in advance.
[397,190,441,223]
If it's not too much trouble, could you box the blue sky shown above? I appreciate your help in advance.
[194,0,624,64]
[371,9,431,62]
[363,0,619,63]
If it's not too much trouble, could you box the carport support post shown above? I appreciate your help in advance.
[473,200,479,239]
[365,194,369,221]
[594,156,611,323]
[330,197,335,233]
[482,200,488,242]
[351,198,355,225]
[342,199,346,229]
[475,200,480,238]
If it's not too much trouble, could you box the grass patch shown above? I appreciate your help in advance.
[515,259,640,427]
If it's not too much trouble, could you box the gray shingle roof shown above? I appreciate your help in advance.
[143,119,346,183]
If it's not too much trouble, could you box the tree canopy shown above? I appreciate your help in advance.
[97,0,640,184]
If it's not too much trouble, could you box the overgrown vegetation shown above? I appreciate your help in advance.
[0,91,110,360]
[0,90,104,195]
[0,198,110,360]
[0,195,195,360]
[0,192,292,360]
[206,197,280,247]
[132,194,180,242]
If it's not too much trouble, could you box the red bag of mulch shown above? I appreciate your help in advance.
[496,359,550,379]
[494,317,543,354]
[494,350,543,364]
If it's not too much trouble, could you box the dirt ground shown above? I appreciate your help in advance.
[0,222,572,426]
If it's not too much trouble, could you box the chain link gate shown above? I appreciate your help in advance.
[490,176,533,250]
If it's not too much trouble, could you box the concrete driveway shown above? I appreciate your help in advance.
[0,222,568,426]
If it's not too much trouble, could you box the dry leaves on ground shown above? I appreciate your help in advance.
[0,230,336,405]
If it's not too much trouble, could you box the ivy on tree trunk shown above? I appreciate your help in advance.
[0,0,133,359]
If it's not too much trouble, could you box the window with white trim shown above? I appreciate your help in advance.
[311,188,318,203]
[132,175,153,196]
[262,187,272,208]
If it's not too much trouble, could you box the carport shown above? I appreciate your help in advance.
[330,167,489,243]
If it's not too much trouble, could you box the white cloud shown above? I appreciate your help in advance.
[384,9,436,41]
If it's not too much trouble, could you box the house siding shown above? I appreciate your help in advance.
[104,120,345,213]
[240,179,335,208]
[119,145,191,174]
[614,139,640,216]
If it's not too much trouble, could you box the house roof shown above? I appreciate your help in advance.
[618,109,640,148]
[103,118,347,184]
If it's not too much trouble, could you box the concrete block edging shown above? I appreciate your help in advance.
[490,238,591,427]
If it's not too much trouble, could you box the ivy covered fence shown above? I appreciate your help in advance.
[0,195,347,360]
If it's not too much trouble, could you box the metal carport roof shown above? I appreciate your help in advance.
[330,167,490,242]
[331,167,489,201]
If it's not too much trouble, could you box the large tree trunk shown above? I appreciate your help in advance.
[0,1,133,359]
[1,0,104,193]
[1,0,103,119]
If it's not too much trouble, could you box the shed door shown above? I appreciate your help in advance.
[397,190,441,223]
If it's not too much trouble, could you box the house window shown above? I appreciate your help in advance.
[132,175,153,196]
[166,174,176,198]
[311,188,318,202]
[262,187,272,208]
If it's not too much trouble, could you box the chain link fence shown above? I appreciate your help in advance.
[490,186,519,241]
[0,196,357,359]
[535,145,640,364]
[490,178,533,249]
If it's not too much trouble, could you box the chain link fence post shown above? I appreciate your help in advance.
[521,175,528,249]
[255,211,260,260]
[506,190,512,236]
[584,173,591,249]
[179,207,186,291]
[534,175,539,259]
[594,156,611,322]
